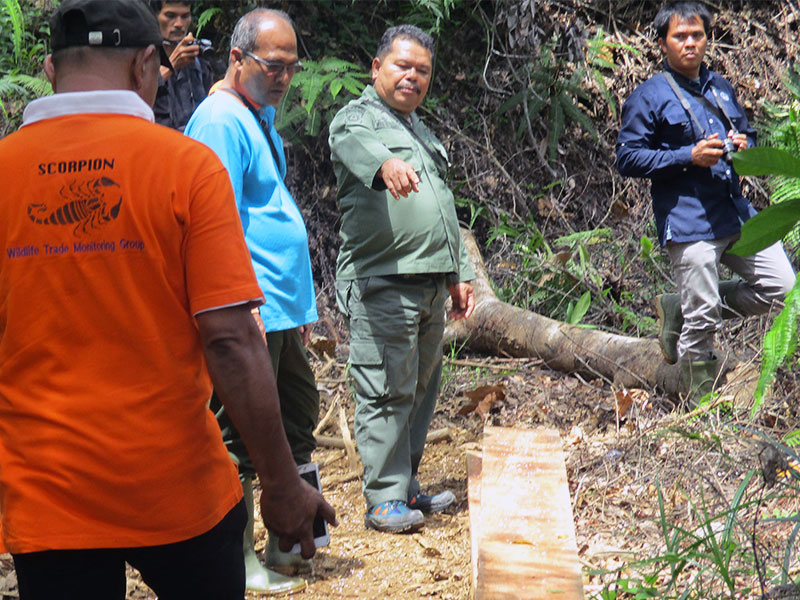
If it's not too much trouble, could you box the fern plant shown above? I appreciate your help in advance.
[729,147,800,413]
[584,29,638,119]
[496,37,598,164]
[276,56,368,141]
[194,7,221,38]
[755,65,800,252]
[0,0,52,132]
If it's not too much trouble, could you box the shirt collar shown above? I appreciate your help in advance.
[363,84,418,124]
[21,90,154,127]
[663,61,710,89]
[215,87,276,126]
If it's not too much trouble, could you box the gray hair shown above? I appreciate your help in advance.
[376,24,434,60]
[229,8,294,53]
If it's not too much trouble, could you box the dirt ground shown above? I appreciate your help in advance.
[145,321,800,598]
[0,317,795,599]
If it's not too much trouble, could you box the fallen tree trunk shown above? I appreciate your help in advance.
[446,229,682,396]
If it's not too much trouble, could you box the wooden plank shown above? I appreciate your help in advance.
[466,451,482,596]
[476,426,584,600]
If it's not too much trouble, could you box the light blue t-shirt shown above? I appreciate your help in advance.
[185,90,317,331]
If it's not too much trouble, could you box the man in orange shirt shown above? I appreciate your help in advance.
[0,1,334,598]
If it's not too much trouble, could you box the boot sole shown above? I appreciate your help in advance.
[364,514,424,534]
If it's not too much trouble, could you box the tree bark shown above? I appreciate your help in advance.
[446,229,682,396]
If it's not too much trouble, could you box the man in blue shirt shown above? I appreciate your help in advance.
[616,1,795,404]
[185,8,318,594]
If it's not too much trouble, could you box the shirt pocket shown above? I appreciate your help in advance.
[661,105,695,147]
[348,339,388,399]
[382,129,422,172]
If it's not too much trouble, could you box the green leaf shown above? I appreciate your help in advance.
[566,291,591,325]
[729,198,800,256]
[195,7,221,37]
[497,89,526,117]
[3,0,24,65]
[639,235,654,257]
[329,78,343,100]
[732,146,800,178]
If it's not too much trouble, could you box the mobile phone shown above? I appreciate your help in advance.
[290,462,330,553]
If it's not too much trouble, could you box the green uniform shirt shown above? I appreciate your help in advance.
[329,85,475,284]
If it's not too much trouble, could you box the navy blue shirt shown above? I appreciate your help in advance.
[616,63,757,246]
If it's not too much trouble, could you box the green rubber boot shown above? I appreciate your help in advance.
[679,359,719,409]
[242,478,307,595]
[266,530,313,576]
[655,293,682,365]
[718,280,744,319]
[656,280,744,365]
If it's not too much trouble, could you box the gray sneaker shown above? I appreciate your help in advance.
[408,490,455,513]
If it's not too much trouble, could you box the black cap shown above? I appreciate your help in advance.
[50,0,172,70]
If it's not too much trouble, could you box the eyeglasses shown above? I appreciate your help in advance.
[243,51,304,77]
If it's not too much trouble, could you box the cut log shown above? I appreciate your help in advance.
[447,228,683,395]
[474,426,584,599]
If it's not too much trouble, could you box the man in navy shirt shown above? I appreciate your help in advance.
[616,1,795,404]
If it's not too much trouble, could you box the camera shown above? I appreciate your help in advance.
[721,135,737,164]
[188,38,214,54]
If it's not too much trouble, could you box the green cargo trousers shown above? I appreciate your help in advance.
[211,327,320,474]
[337,274,447,508]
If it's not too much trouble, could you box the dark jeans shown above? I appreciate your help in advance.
[13,499,246,600]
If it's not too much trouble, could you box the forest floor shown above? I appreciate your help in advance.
[0,332,795,599]
[115,324,796,599]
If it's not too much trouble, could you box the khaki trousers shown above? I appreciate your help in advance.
[666,235,796,361]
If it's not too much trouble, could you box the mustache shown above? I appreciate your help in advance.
[397,83,420,94]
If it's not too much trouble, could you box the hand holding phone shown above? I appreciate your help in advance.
[290,462,330,554]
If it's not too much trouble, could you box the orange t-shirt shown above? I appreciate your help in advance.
[0,97,263,553]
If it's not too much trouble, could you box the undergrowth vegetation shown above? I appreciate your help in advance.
[0,0,52,134]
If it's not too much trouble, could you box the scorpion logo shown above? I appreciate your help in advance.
[28,177,123,237]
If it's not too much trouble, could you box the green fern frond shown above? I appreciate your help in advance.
[317,57,362,73]
[770,175,800,204]
[195,7,221,37]
[559,92,598,141]
[0,76,24,97]
[3,0,24,65]
[526,92,547,120]
[496,88,526,117]
[752,277,800,415]
[6,73,51,96]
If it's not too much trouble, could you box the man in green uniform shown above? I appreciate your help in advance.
[329,24,475,534]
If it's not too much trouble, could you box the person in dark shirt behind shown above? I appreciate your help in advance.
[150,0,215,131]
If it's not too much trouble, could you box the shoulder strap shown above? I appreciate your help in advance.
[220,87,283,176]
[662,72,708,136]
[709,87,737,131]
[663,72,737,134]
[362,99,446,170]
